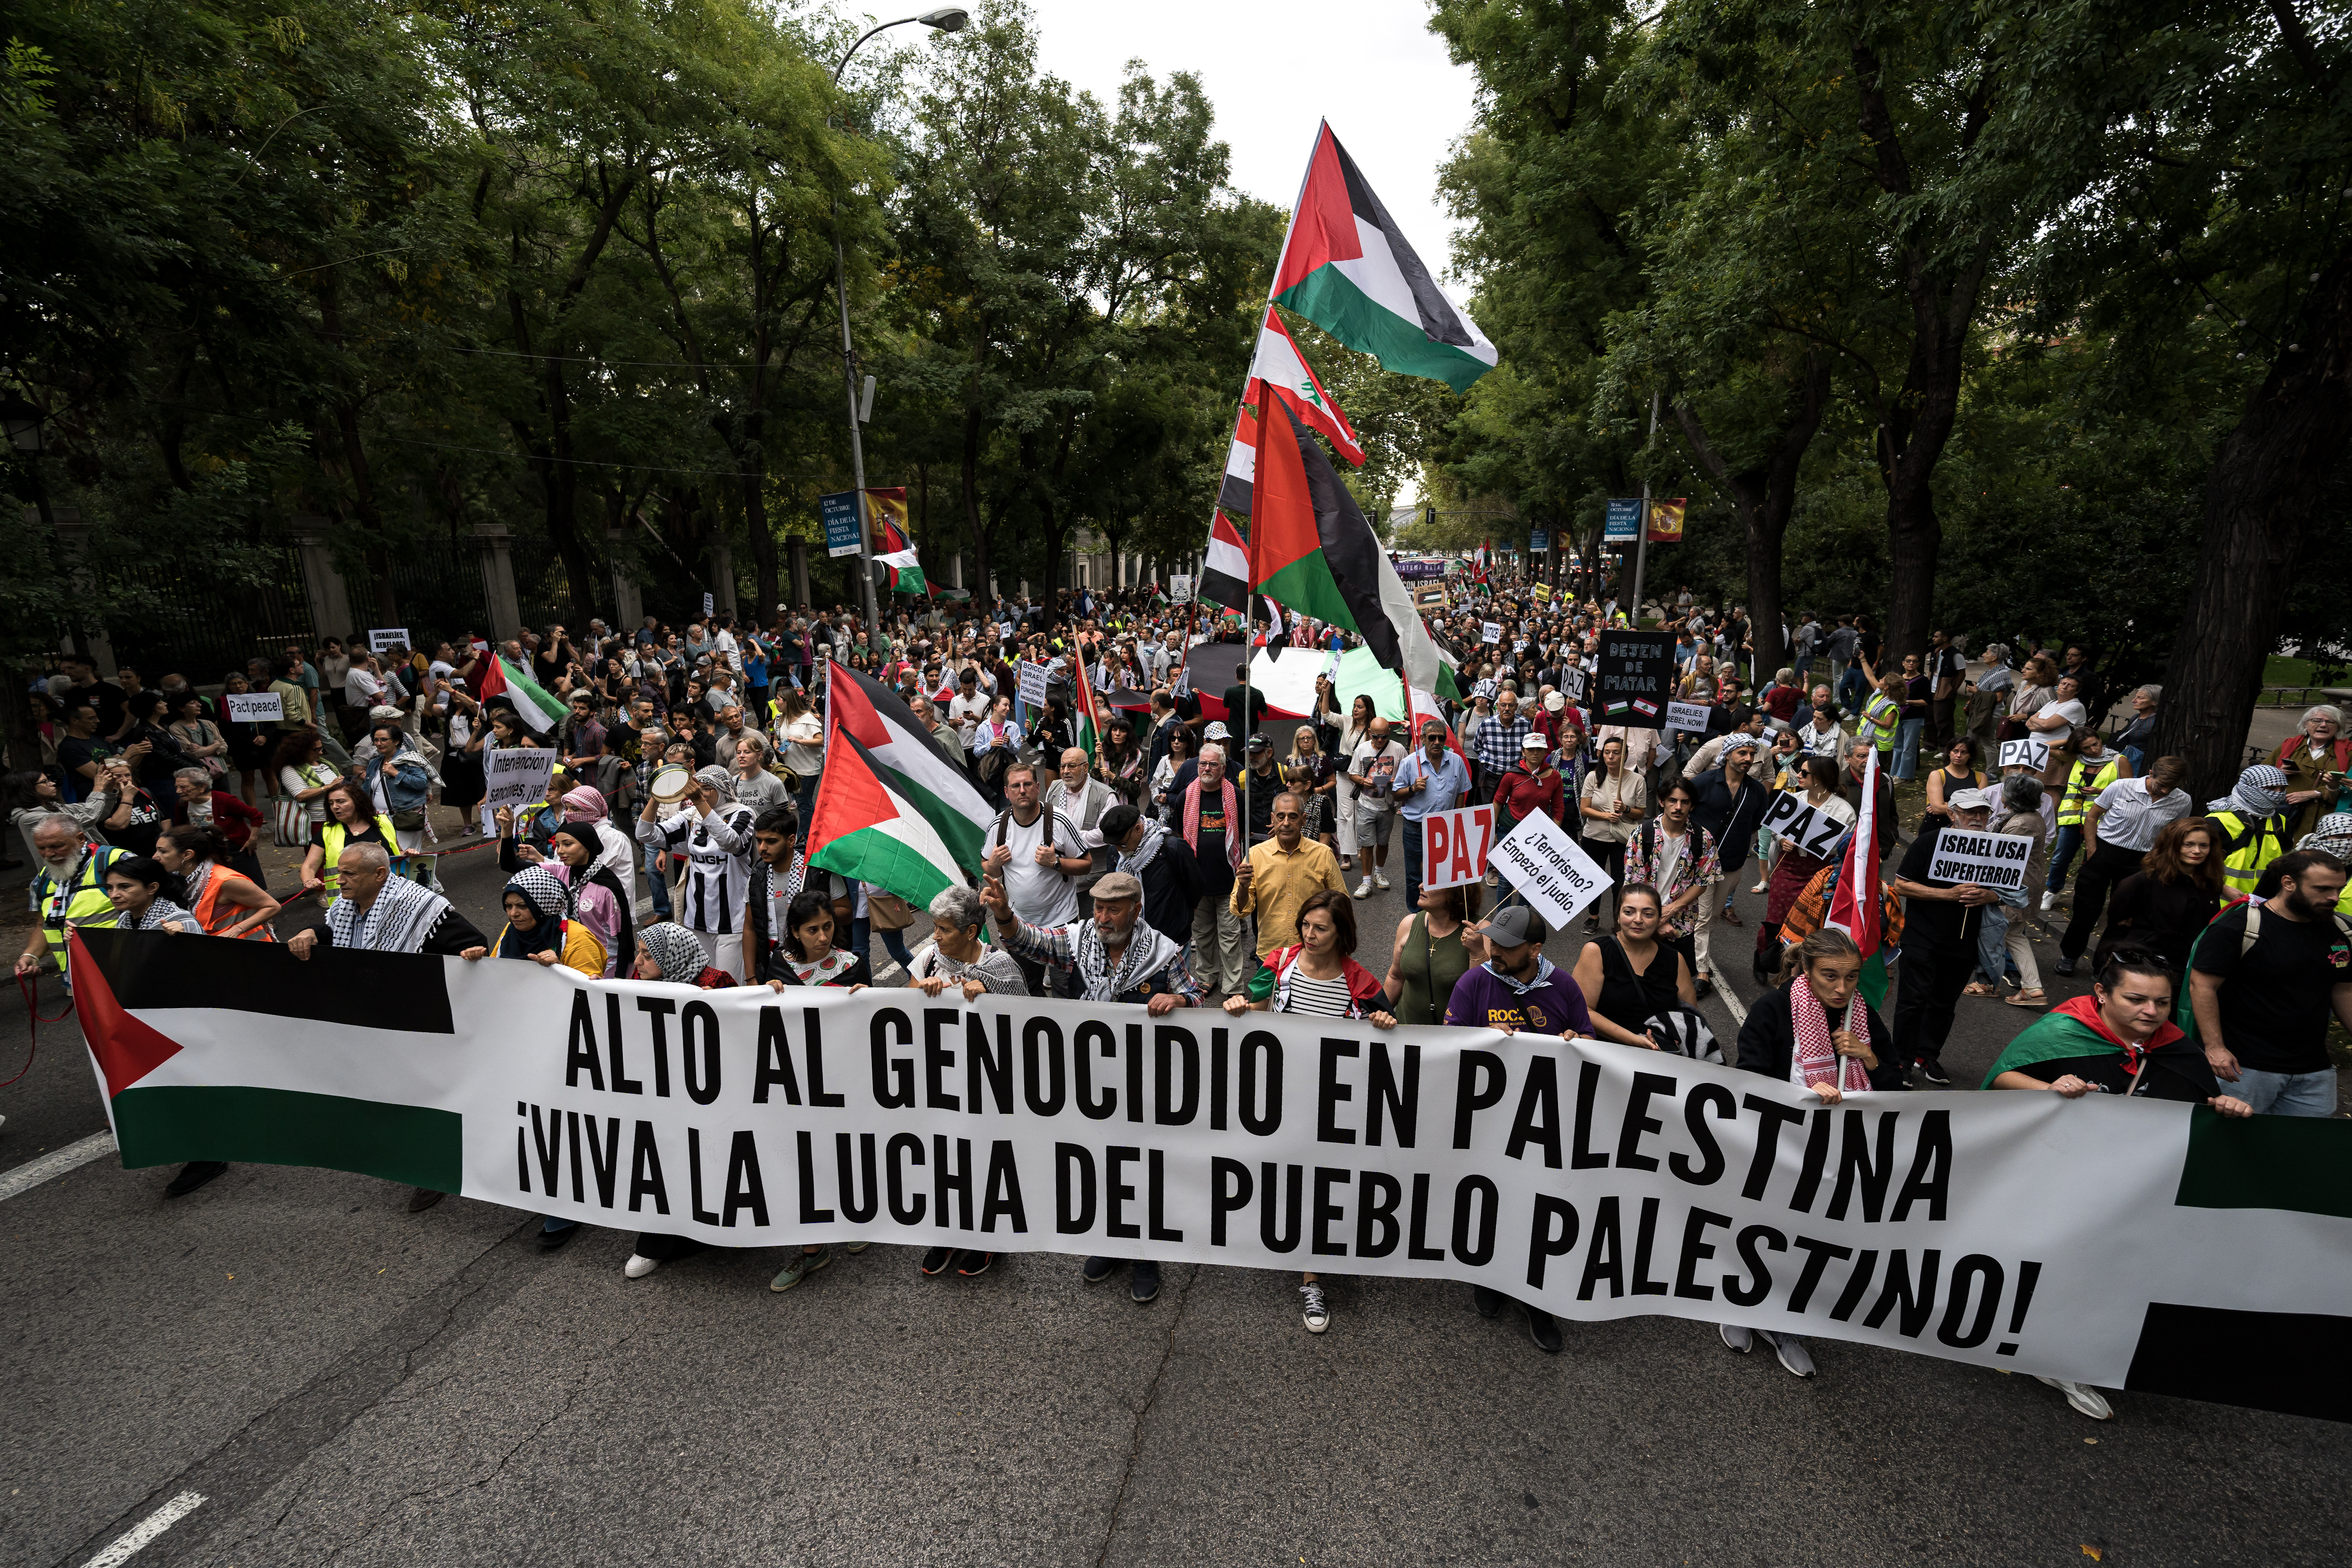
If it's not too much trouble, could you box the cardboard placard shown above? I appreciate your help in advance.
[703,592,715,617]
[1999,737,2050,772]
[225,690,284,724]
[479,746,559,829]
[1758,790,1850,858]
[1925,827,2033,892]
[1168,573,1193,604]
[1489,810,1609,934]
[368,627,411,654]
[1594,631,1674,730]
[1666,700,1712,735]
[1422,804,1497,892]
[1016,661,1051,711]
[1481,622,1503,645]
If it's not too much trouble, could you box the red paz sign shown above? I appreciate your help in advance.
[1422,805,1496,892]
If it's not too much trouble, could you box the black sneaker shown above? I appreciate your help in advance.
[1916,1056,1952,1087]
[1131,1260,1161,1303]
[1525,1306,1564,1354]
[163,1160,228,1198]
[2052,956,2077,977]
[1081,1256,1118,1285]
[954,1250,993,1277]
[537,1220,579,1252]
[920,1246,956,1276]
[1471,1284,1503,1319]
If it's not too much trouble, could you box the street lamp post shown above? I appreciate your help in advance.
[831,7,967,655]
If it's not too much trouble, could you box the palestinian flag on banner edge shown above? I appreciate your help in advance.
[824,662,993,874]
[1824,745,1889,1010]
[477,654,564,734]
[1200,510,1250,612]
[1271,122,1499,394]
[72,926,467,1189]
[806,728,962,912]
[1246,307,1366,467]
[1251,396,1444,701]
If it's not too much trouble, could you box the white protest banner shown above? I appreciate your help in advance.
[1016,661,1051,711]
[74,925,2352,1421]
[1481,621,1503,645]
[224,691,284,724]
[368,627,412,654]
[1666,701,1711,735]
[1513,638,1528,656]
[1422,804,1496,892]
[1757,791,1849,859]
[1168,574,1193,604]
[1999,737,2050,772]
[1488,809,1608,933]
[1926,828,2034,892]
[1322,648,1342,685]
[703,592,716,618]
[478,745,559,833]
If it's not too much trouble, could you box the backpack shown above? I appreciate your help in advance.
[993,808,1080,884]
[2173,894,2352,1043]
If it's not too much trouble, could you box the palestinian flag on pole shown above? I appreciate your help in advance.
[1218,407,1257,518]
[475,653,564,734]
[875,548,929,596]
[870,492,932,597]
[806,729,963,911]
[1271,122,1499,394]
[1200,509,1251,612]
[1252,395,1451,705]
[1072,659,1105,766]
[1826,746,1890,1009]
[1247,308,1365,466]
[825,663,992,874]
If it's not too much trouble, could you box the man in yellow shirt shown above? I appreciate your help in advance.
[1232,791,1348,960]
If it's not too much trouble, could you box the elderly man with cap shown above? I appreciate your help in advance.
[633,764,755,979]
[1393,717,1472,909]
[1887,783,2004,1085]
[1443,901,1594,1355]
[981,865,1203,1305]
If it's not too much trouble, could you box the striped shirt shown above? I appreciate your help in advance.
[2092,778,2191,852]
[1281,973,1357,1018]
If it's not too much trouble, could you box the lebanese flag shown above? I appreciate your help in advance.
[806,729,963,912]
[1218,407,1257,518]
[1252,396,1445,701]
[1200,510,1251,612]
[1827,746,1890,1009]
[1271,122,1499,394]
[1246,309,1364,466]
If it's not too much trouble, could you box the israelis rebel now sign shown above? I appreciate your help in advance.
[1422,805,1496,893]
[1926,829,2034,893]
[1488,810,1608,932]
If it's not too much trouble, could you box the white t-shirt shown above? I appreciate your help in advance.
[1349,741,1407,812]
[993,807,1086,927]
[345,667,383,708]
[2040,698,2088,744]
[948,692,993,746]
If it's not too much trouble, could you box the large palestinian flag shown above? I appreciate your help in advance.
[1252,397,1449,702]
[806,729,964,911]
[1271,123,1498,394]
[824,664,992,874]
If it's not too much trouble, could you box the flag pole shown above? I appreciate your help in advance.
[1628,389,1661,627]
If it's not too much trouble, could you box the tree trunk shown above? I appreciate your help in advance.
[960,402,991,601]
[2157,250,2352,801]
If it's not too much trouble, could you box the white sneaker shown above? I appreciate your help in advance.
[2037,1375,2115,1420]
[623,1254,660,1279]
[1354,876,1374,899]
[1300,1281,1330,1334]
[1373,870,1391,890]
[1762,1331,1816,1378]
[1719,1323,1753,1354]
[1751,879,1768,894]
[2040,891,2055,911]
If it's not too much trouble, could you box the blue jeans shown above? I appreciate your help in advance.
[2225,1066,2337,1117]
[1974,895,2024,987]
[1402,818,1426,909]
[852,914,914,975]
[2047,825,2084,894]
[641,841,673,920]
[1837,665,1868,713]
[1892,717,1926,781]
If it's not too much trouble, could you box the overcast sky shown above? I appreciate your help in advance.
[1015,0,1482,288]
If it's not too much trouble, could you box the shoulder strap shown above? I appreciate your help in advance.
[2242,900,2262,956]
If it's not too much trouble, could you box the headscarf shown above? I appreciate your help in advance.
[560,785,609,822]
[636,921,707,982]
[548,821,630,976]
[497,865,571,959]
[694,765,736,805]
[2296,811,2352,861]
[2210,764,2286,819]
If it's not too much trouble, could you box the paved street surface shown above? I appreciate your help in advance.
[4,823,2348,1568]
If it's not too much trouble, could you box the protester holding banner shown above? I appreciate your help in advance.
[1380,880,1482,1027]
[2052,757,2191,977]
[153,824,279,940]
[768,889,874,990]
[1571,884,1697,1048]
[1887,787,2005,1084]
[1753,758,1854,987]
[1577,736,1645,934]
[1227,889,1397,1335]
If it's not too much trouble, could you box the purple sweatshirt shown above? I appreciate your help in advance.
[1443,957,1595,1038]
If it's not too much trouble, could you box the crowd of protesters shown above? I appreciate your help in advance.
[12,563,2342,1425]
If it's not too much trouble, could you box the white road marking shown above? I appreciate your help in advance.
[0,1131,116,1205]
[1711,974,1749,1028]
[85,1490,204,1567]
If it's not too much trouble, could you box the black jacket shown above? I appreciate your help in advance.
[1132,830,1201,946]
[1734,981,1903,1090]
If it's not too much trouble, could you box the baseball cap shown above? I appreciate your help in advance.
[1520,733,1550,752]
[1247,732,1272,752]
[1544,692,1565,712]
[1480,904,1546,948]
[1949,786,2000,812]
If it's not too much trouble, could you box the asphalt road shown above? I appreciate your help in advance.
[4,822,2348,1568]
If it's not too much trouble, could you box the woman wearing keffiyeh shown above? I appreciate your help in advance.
[462,864,605,974]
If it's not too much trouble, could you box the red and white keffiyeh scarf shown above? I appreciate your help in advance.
[1182,775,1243,870]
[1790,972,1874,1094]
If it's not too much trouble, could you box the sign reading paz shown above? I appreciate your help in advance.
[1759,791,1850,859]
[1422,805,1496,893]
[1927,829,2034,892]
[1488,810,1608,932]
[225,691,284,724]
[1999,738,2050,772]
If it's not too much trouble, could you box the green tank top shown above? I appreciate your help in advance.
[1397,912,1471,1027]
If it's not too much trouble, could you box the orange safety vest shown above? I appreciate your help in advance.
[191,864,278,941]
